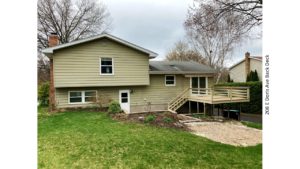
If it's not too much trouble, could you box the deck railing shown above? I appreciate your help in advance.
[189,87,250,102]
[168,86,250,113]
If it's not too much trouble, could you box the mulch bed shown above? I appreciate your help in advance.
[111,112,190,131]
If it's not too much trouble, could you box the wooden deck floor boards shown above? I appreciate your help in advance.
[188,95,249,104]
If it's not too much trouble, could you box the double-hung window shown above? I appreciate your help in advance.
[165,75,176,86]
[84,91,97,102]
[69,91,97,104]
[100,58,113,75]
[69,91,82,103]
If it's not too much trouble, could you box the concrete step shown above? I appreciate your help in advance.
[179,119,203,123]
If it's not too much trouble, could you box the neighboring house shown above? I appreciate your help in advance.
[229,52,262,82]
[42,33,250,114]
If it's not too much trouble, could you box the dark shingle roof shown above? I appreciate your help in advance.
[149,61,216,74]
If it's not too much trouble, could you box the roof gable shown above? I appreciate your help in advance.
[41,33,158,58]
[229,56,262,70]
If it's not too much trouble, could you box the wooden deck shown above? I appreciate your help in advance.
[189,95,249,104]
[168,87,250,113]
[188,87,250,104]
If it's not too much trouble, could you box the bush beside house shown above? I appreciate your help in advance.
[215,81,262,114]
[108,101,122,114]
[38,82,49,107]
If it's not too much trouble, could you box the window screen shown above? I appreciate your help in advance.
[101,58,113,74]
[165,75,175,86]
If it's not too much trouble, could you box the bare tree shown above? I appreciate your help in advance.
[193,0,262,35]
[215,0,262,29]
[37,53,50,85]
[37,0,112,82]
[185,0,255,83]
[38,0,112,50]
[166,40,206,65]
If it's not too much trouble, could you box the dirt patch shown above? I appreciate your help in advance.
[112,112,189,131]
[186,121,262,146]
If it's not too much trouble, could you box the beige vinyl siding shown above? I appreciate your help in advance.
[208,77,214,87]
[53,37,150,87]
[55,74,214,112]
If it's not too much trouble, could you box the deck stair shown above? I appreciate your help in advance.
[168,88,190,113]
[168,87,250,114]
[179,119,203,123]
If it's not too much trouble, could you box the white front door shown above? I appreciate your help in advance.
[119,90,130,113]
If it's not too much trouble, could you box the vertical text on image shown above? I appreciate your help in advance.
[264,55,270,115]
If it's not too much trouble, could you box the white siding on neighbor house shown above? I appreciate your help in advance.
[230,58,262,82]
[250,59,262,81]
[53,38,150,87]
[230,62,247,82]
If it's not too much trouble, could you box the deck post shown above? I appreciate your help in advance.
[204,103,206,116]
[230,87,232,102]
[211,89,214,103]
[247,88,250,101]
[221,104,224,116]
[197,102,199,113]
[239,103,242,121]
[189,101,191,114]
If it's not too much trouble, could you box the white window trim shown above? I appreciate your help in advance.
[99,57,114,75]
[68,90,97,104]
[189,76,208,88]
[119,90,130,104]
[190,76,209,95]
[68,91,82,104]
[84,90,98,103]
[119,90,130,113]
[165,75,176,86]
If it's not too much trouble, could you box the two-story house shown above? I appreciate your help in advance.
[42,33,250,114]
[229,52,262,82]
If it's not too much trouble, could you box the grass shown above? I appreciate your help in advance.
[38,111,262,169]
[241,121,263,130]
[38,106,50,118]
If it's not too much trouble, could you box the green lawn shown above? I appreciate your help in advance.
[38,111,262,169]
[241,121,263,130]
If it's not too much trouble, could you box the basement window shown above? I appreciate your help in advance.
[100,58,114,75]
[165,75,176,86]
[69,91,97,104]
[84,91,97,103]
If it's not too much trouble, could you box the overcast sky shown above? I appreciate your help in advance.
[101,0,262,65]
